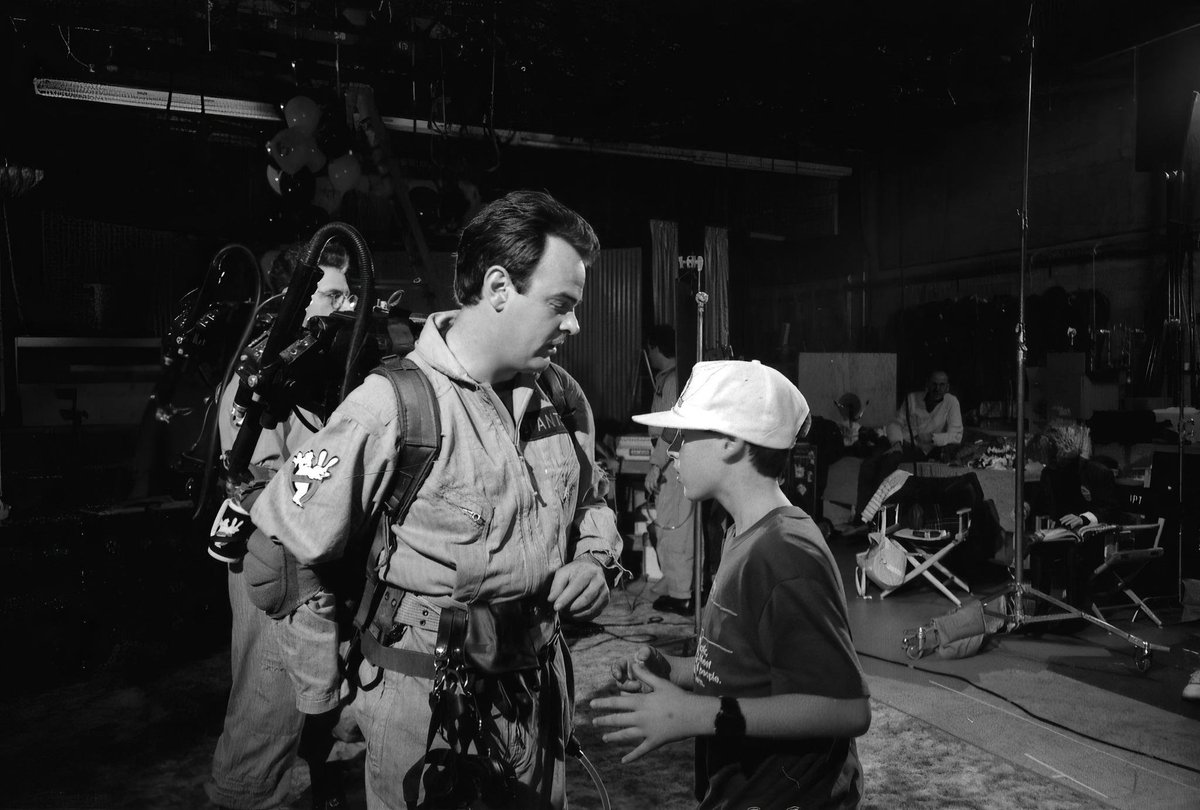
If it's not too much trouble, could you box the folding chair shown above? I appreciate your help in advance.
[1088,518,1166,628]
[862,498,974,606]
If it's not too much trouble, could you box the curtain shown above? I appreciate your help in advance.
[703,226,730,356]
[649,219,678,328]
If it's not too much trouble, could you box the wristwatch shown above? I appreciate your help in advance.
[713,696,745,739]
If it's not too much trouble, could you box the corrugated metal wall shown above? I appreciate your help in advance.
[555,247,643,426]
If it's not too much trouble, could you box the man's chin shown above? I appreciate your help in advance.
[523,355,553,373]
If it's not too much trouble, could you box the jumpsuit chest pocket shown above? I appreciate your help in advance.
[430,487,492,547]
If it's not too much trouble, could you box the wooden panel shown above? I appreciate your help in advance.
[795,352,897,429]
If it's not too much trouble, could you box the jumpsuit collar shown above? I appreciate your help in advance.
[417,310,540,434]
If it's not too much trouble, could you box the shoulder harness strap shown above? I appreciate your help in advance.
[349,354,442,677]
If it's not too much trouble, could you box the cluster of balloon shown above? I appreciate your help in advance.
[265,94,365,212]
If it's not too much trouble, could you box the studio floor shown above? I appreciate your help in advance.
[1,525,1199,810]
[837,533,1200,810]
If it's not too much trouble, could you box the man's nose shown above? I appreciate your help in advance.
[560,311,580,335]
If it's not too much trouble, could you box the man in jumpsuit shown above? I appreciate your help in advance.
[250,190,623,809]
[207,242,355,810]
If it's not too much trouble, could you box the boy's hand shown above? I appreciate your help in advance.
[610,645,670,693]
[590,662,696,762]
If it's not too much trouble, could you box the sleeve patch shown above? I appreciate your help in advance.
[290,449,340,507]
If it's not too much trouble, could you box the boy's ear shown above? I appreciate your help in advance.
[722,435,746,461]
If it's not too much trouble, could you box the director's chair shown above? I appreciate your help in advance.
[858,469,975,606]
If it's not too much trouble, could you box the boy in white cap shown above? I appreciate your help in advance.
[591,360,871,809]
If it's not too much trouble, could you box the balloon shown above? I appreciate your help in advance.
[327,152,363,194]
[266,127,316,176]
[307,147,327,173]
[283,95,322,135]
[265,165,284,196]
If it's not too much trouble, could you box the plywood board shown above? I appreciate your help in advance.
[795,353,897,429]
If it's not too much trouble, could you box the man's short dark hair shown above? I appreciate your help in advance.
[453,190,600,306]
[645,324,676,358]
[269,237,349,293]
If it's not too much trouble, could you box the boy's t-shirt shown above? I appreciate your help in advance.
[693,505,870,810]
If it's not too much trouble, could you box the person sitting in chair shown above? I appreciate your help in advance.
[1026,423,1120,530]
[1023,423,1123,619]
[850,370,963,531]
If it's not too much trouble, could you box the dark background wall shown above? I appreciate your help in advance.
[2,24,1197,430]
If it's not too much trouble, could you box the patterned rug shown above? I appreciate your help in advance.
[0,582,1103,809]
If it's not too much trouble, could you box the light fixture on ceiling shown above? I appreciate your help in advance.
[33,78,853,179]
[33,78,282,122]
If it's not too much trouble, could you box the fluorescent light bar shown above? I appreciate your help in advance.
[380,116,852,178]
[34,78,852,178]
[34,78,281,122]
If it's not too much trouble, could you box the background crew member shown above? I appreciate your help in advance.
[643,324,697,614]
[207,241,355,810]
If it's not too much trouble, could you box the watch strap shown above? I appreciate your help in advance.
[714,695,746,739]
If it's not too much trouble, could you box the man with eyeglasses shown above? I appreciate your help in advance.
[207,237,358,810]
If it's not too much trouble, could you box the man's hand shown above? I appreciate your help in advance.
[610,645,671,693]
[1059,513,1085,530]
[643,464,662,496]
[548,558,609,620]
[591,662,699,763]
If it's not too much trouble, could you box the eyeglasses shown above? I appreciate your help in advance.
[318,289,356,309]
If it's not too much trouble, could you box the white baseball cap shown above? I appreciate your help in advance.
[632,360,810,450]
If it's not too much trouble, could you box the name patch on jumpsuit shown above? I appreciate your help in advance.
[521,405,568,443]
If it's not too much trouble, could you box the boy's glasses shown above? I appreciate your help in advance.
[665,429,683,463]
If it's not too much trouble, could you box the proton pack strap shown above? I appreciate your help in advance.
[371,354,441,562]
[348,355,441,682]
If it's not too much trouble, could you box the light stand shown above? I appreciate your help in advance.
[992,9,1167,669]
[692,286,709,640]
[1170,92,1200,604]
[674,252,707,647]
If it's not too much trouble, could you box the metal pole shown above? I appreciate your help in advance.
[1010,17,1035,624]
[693,285,709,639]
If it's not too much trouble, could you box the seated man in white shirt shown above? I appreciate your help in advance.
[851,370,963,528]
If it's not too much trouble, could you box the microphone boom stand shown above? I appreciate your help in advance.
[993,15,1166,670]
